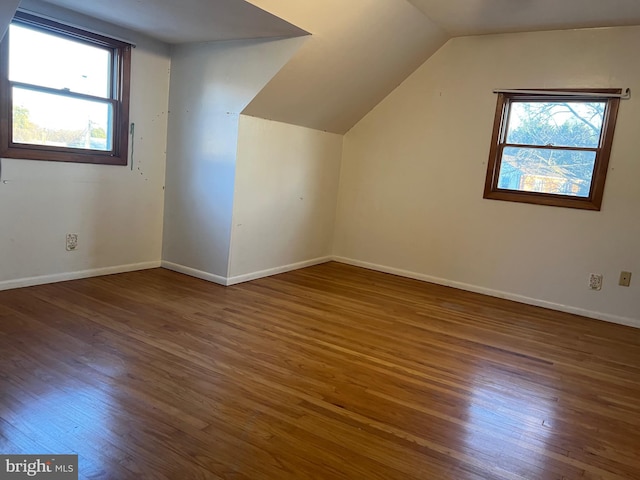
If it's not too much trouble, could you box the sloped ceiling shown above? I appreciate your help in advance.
[11,0,640,134]
[242,0,447,134]
[244,0,640,133]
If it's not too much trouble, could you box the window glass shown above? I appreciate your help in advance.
[505,101,604,148]
[498,147,595,197]
[9,24,111,98]
[12,87,113,151]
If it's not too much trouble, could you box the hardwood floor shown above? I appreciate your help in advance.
[0,262,639,479]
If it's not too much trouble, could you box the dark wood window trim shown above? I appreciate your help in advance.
[483,89,621,211]
[0,12,131,166]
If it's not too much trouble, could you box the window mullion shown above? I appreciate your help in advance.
[10,81,115,105]
[500,142,599,153]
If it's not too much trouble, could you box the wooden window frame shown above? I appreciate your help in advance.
[0,12,131,166]
[483,89,621,210]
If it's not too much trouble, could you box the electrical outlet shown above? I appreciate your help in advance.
[589,273,603,291]
[619,271,632,287]
[66,233,78,251]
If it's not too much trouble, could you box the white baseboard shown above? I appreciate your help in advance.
[7,254,634,329]
[0,261,161,292]
[226,256,332,286]
[161,257,333,287]
[161,261,228,286]
[332,256,640,329]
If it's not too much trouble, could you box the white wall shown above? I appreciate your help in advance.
[335,27,640,326]
[162,37,305,282]
[228,115,342,282]
[0,3,170,290]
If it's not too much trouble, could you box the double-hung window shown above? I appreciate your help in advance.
[0,12,131,165]
[483,89,621,210]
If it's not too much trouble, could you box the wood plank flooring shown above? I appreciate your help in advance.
[0,262,639,479]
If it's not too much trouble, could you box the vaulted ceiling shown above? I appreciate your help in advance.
[243,0,446,133]
[5,0,640,134]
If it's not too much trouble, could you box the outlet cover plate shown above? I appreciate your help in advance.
[589,273,603,291]
[619,271,632,287]
[66,233,78,251]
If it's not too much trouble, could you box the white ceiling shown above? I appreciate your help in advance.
[38,0,307,44]
[243,0,447,133]
[14,0,640,133]
[35,0,640,45]
[407,0,640,36]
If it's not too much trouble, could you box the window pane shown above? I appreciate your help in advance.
[506,101,605,148]
[9,24,111,98]
[498,146,596,197]
[12,87,113,151]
